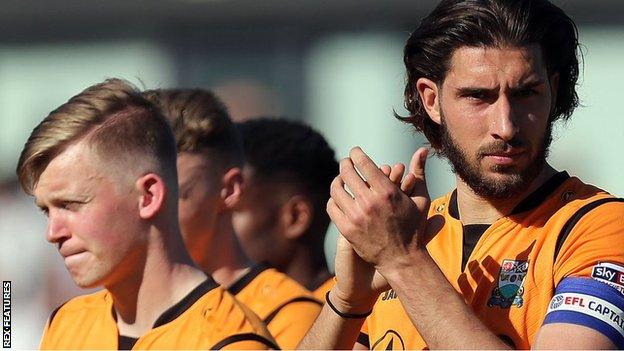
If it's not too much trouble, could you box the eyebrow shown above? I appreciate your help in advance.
[455,78,546,95]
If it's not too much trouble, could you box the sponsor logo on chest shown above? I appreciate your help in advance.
[488,259,529,309]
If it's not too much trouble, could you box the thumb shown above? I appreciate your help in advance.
[401,147,429,196]
[408,147,428,179]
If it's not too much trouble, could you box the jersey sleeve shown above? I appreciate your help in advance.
[553,200,624,285]
[544,200,624,347]
[265,298,322,350]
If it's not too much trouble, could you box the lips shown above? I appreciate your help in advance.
[59,246,86,258]
[482,149,526,166]
[483,148,525,157]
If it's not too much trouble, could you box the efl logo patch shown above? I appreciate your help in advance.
[546,292,624,339]
[592,262,624,295]
[488,259,529,308]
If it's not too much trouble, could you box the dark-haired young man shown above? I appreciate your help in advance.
[144,90,322,350]
[299,0,624,349]
[234,118,339,300]
[17,79,276,349]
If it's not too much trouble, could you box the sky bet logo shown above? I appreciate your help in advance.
[592,263,624,294]
[592,265,624,285]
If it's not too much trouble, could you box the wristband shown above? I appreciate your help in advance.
[325,291,372,319]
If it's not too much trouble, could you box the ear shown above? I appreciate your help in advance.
[279,195,313,240]
[220,167,243,210]
[136,173,167,219]
[416,77,442,125]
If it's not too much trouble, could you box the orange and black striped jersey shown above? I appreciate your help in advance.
[360,172,624,349]
[313,277,335,301]
[229,263,323,349]
[40,278,277,350]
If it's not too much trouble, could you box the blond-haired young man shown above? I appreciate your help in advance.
[17,79,276,349]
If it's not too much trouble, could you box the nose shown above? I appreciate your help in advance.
[46,211,71,244]
[489,95,519,142]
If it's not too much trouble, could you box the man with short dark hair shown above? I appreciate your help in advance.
[299,0,624,349]
[144,90,322,350]
[18,79,276,349]
[234,117,339,299]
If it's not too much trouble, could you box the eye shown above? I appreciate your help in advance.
[467,92,488,100]
[59,201,83,212]
[515,89,538,98]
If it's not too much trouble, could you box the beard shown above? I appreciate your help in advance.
[438,111,553,199]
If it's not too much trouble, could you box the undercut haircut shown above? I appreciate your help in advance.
[237,117,339,245]
[397,0,580,151]
[142,89,243,170]
[17,78,178,195]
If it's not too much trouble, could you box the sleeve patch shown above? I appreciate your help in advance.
[544,277,624,348]
[592,262,624,295]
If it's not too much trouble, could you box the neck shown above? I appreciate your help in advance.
[455,164,557,225]
[107,226,206,338]
[200,212,253,288]
[282,243,331,291]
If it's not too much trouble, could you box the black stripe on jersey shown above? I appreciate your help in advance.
[511,171,569,214]
[462,224,490,271]
[152,277,219,328]
[357,332,370,348]
[210,333,280,350]
[48,300,69,326]
[264,296,323,325]
[554,197,624,262]
[228,262,271,295]
[118,335,138,350]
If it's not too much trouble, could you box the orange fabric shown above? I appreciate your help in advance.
[40,287,275,349]
[234,267,322,349]
[312,277,335,301]
[363,176,624,349]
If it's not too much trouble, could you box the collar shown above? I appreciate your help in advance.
[449,171,570,220]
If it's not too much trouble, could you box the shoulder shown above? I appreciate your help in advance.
[552,177,624,283]
[48,289,110,325]
[236,267,322,320]
[194,287,277,349]
[247,268,321,304]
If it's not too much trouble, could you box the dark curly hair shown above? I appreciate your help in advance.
[237,117,339,244]
[397,0,580,151]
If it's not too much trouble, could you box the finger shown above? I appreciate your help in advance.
[388,163,405,185]
[330,176,356,212]
[406,147,430,199]
[327,198,347,224]
[339,157,370,198]
[380,164,391,177]
[327,199,352,238]
[407,147,429,180]
[401,172,417,194]
[348,147,393,191]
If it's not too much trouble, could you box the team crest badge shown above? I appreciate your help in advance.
[488,259,529,308]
